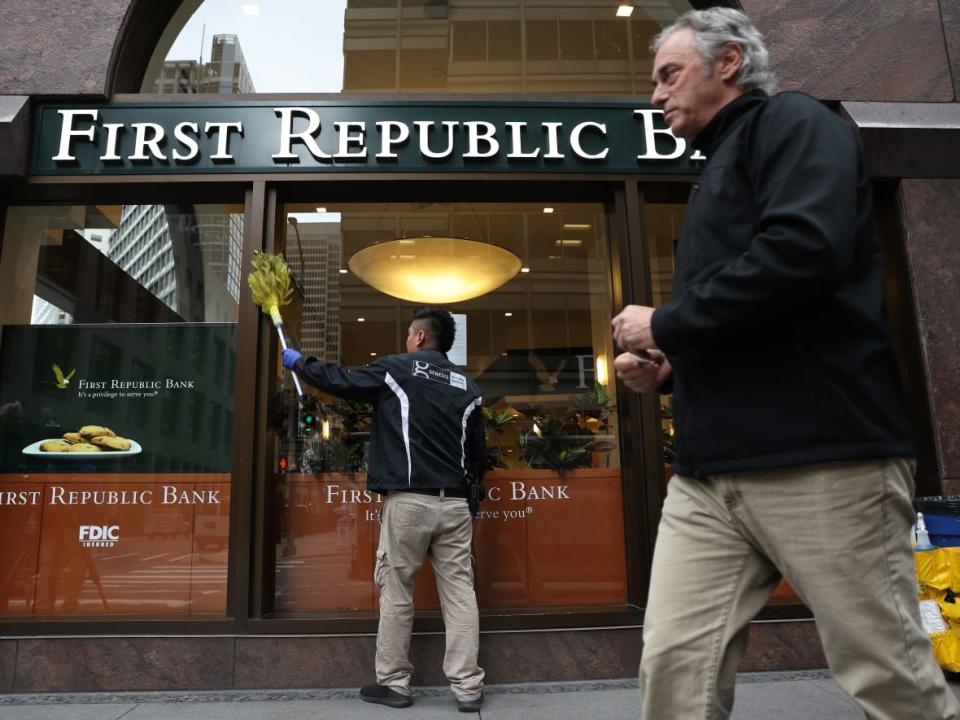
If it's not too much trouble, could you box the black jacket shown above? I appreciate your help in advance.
[293,348,486,493]
[650,90,914,476]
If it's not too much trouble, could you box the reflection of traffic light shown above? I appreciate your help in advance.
[299,395,319,436]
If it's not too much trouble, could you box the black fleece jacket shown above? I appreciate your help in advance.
[650,90,914,476]
[293,348,486,493]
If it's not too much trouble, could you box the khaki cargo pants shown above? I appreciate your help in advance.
[374,491,484,702]
[640,457,960,720]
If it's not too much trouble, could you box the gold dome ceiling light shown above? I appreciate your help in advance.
[348,236,522,304]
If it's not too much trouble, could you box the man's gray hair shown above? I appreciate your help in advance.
[653,8,777,94]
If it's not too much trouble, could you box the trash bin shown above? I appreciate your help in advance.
[915,496,960,547]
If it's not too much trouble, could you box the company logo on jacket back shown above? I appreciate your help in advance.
[412,361,467,390]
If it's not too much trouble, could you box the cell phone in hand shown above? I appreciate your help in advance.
[630,351,655,364]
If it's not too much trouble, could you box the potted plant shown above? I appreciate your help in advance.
[515,383,616,473]
[332,399,373,474]
[660,397,675,479]
[482,407,519,470]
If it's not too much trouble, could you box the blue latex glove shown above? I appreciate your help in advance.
[282,348,302,370]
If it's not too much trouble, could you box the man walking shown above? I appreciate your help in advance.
[283,307,485,712]
[612,8,959,719]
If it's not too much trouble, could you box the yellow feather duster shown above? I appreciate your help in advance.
[247,250,294,326]
[246,250,304,400]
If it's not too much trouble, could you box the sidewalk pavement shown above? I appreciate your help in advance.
[0,670,957,719]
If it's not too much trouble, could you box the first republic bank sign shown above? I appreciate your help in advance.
[30,99,701,176]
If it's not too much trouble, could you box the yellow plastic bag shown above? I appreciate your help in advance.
[938,596,960,627]
[916,547,960,668]
[915,546,960,593]
[916,548,952,591]
[929,629,960,672]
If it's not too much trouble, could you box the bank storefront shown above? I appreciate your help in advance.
[1,0,951,692]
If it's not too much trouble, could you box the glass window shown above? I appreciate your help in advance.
[643,200,801,607]
[643,201,681,479]
[140,0,691,96]
[344,50,397,91]
[526,20,559,62]
[398,48,449,89]
[558,20,592,61]
[0,203,242,619]
[267,201,625,617]
[595,20,628,61]
[452,21,486,62]
[488,20,521,62]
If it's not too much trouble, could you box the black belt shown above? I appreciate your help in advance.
[396,487,468,498]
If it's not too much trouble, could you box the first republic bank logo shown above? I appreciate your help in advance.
[79,525,120,548]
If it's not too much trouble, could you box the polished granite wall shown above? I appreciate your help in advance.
[742,0,954,102]
[0,0,130,96]
[0,623,826,693]
[900,180,960,491]
[943,0,960,99]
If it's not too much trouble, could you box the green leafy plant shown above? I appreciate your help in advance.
[482,407,519,470]
[326,399,373,473]
[660,398,676,464]
[516,384,616,472]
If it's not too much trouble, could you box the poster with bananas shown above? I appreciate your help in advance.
[0,323,236,616]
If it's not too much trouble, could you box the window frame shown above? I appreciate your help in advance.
[0,161,812,636]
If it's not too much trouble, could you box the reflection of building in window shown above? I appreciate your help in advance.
[195,213,244,315]
[111,205,178,311]
[342,0,679,94]
[108,206,242,322]
[31,297,71,325]
[291,224,343,362]
[31,232,110,325]
[152,60,202,93]
[152,34,255,94]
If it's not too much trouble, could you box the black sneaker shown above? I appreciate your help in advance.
[360,684,413,708]
[457,690,483,712]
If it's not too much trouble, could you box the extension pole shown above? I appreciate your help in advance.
[269,305,306,403]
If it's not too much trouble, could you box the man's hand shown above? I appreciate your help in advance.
[612,305,658,352]
[282,348,302,370]
[614,350,672,394]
